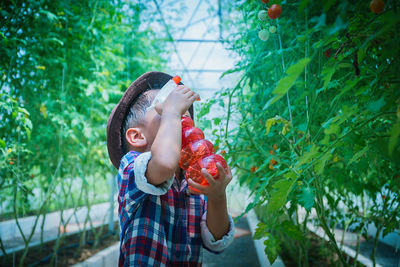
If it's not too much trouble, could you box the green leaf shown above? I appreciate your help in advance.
[264,235,280,264]
[263,58,310,110]
[84,126,92,139]
[296,145,320,168]
[253,222,267,240]
[265,116,287,135]
[389,119,400,155]
[338,63,353,69]
[310,13,326,30]
[333,78,361,102]
[0,139,5,149]
[319,62,338,93]
[281,220,304,240]
[213,117,221,126]
[327,16,348,35]
[314,152,332,175]
[86,83,95,96]
[299,0,310,12]
[101,89,109,102]
[357,47,366,64]
[348,146,368,165]
[298,187,315,211]
[323,0,336,12]
[218,99,225,108]
[45,37,64,46]
[367,97,385,113]
[267,171,297,213]
[24,126,31,139]
[39,10,58,22]
[0,31,7,43]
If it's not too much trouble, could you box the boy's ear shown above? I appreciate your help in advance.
[125,128,148,149]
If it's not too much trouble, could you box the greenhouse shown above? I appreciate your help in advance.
[1,0,399,266]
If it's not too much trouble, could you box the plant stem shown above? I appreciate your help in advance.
[314,180,348,266]
[0,238,7,257]
[371,225,382,267]
[340,220,348,250]
[354,229,362,267]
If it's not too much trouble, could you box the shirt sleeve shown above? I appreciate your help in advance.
[200,210,235,253]
[118,151,175,215]
[132,151,174,195]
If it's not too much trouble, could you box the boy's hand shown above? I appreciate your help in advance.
[155,85,200,116]
[187,163,232,201]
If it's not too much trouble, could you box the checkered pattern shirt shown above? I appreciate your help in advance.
[117,151,234,267]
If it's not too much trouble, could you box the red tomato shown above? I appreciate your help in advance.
[250,166,257,173]
[267,4,282,19]
[260,0,269,3]
[181,116,194,129]
[181,127,204,148]
[186,154,228,185]
[270,159,277,165]
[370,0,384,14]
[324,49,332,58]
[179,139,214,170]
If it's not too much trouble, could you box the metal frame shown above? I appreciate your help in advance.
[152,0,226,91]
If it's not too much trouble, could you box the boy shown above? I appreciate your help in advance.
[106,71,235,266]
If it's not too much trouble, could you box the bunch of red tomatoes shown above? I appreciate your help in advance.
[257,0,282,41]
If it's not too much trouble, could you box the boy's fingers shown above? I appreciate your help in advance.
[189,93,200,101]
[216,163,226,179]
[201,168,216,185]
[188,186,202,195]
[185,90,195,98]
[217,163,232,185]
[226,167,233,181]
[176,85,189,93]
[188,178,207,191]
[181,87,191,94]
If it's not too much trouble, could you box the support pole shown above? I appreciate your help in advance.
[108,172,116,233]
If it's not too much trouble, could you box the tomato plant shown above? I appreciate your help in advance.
[199,0,400,265]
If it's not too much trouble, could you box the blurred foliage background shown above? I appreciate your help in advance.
[0,0,173,265]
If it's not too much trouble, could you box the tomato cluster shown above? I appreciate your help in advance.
[250,144,279,173]
[179,116,228,187]
[257,1,282,41]
[268,145,278,170]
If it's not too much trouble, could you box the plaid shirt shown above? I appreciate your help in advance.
[117,151,233,267]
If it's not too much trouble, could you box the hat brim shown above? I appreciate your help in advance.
[106,71,194,169]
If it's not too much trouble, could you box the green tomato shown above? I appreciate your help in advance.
[258,10,268,21]
[269,26,277,33]
[258,29,270,41]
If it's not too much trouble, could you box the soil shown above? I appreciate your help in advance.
[279,231,366,267]
[0,223,119,267]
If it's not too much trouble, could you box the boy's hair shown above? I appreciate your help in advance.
[121,89,159,154]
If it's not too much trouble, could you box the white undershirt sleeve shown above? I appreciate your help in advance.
[133,151,174,195]
[200,211,235,253]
